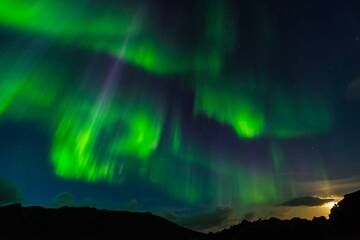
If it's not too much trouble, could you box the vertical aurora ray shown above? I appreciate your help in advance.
[50,11,168,182]
[52,52,124,182]
[51,106,117,182]
[192,0,236,78]
[139,117,281,206]
[212,161,279,208]
[51,93,167,182]
[271,141,283,173]
[268,91,333,138]
[51,92,167,182]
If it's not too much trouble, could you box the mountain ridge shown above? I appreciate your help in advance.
[0,189,359,239]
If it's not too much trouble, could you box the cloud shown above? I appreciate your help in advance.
[125,199,141,211]
[297,176,360,196]
[51,192,75,208]
[0,177,21,206]
[281,196,334,207]
[175,207,240,233]
[243,211,256,221]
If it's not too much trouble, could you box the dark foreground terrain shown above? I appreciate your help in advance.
[0,190,359,239]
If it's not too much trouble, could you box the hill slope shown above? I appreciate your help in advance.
[0,204,205,239]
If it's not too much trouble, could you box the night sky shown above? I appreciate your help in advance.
[0,0,359,232]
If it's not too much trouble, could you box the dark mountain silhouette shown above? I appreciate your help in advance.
[329,189,360,228]
[0,189,359,239]
[0,204,205,239]
[211,189,360,240]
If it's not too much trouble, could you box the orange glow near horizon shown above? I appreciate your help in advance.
[323,201,337,210]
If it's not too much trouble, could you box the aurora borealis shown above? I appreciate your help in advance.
[0,0,360,230]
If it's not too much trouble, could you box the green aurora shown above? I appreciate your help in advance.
[0,0,336,209]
